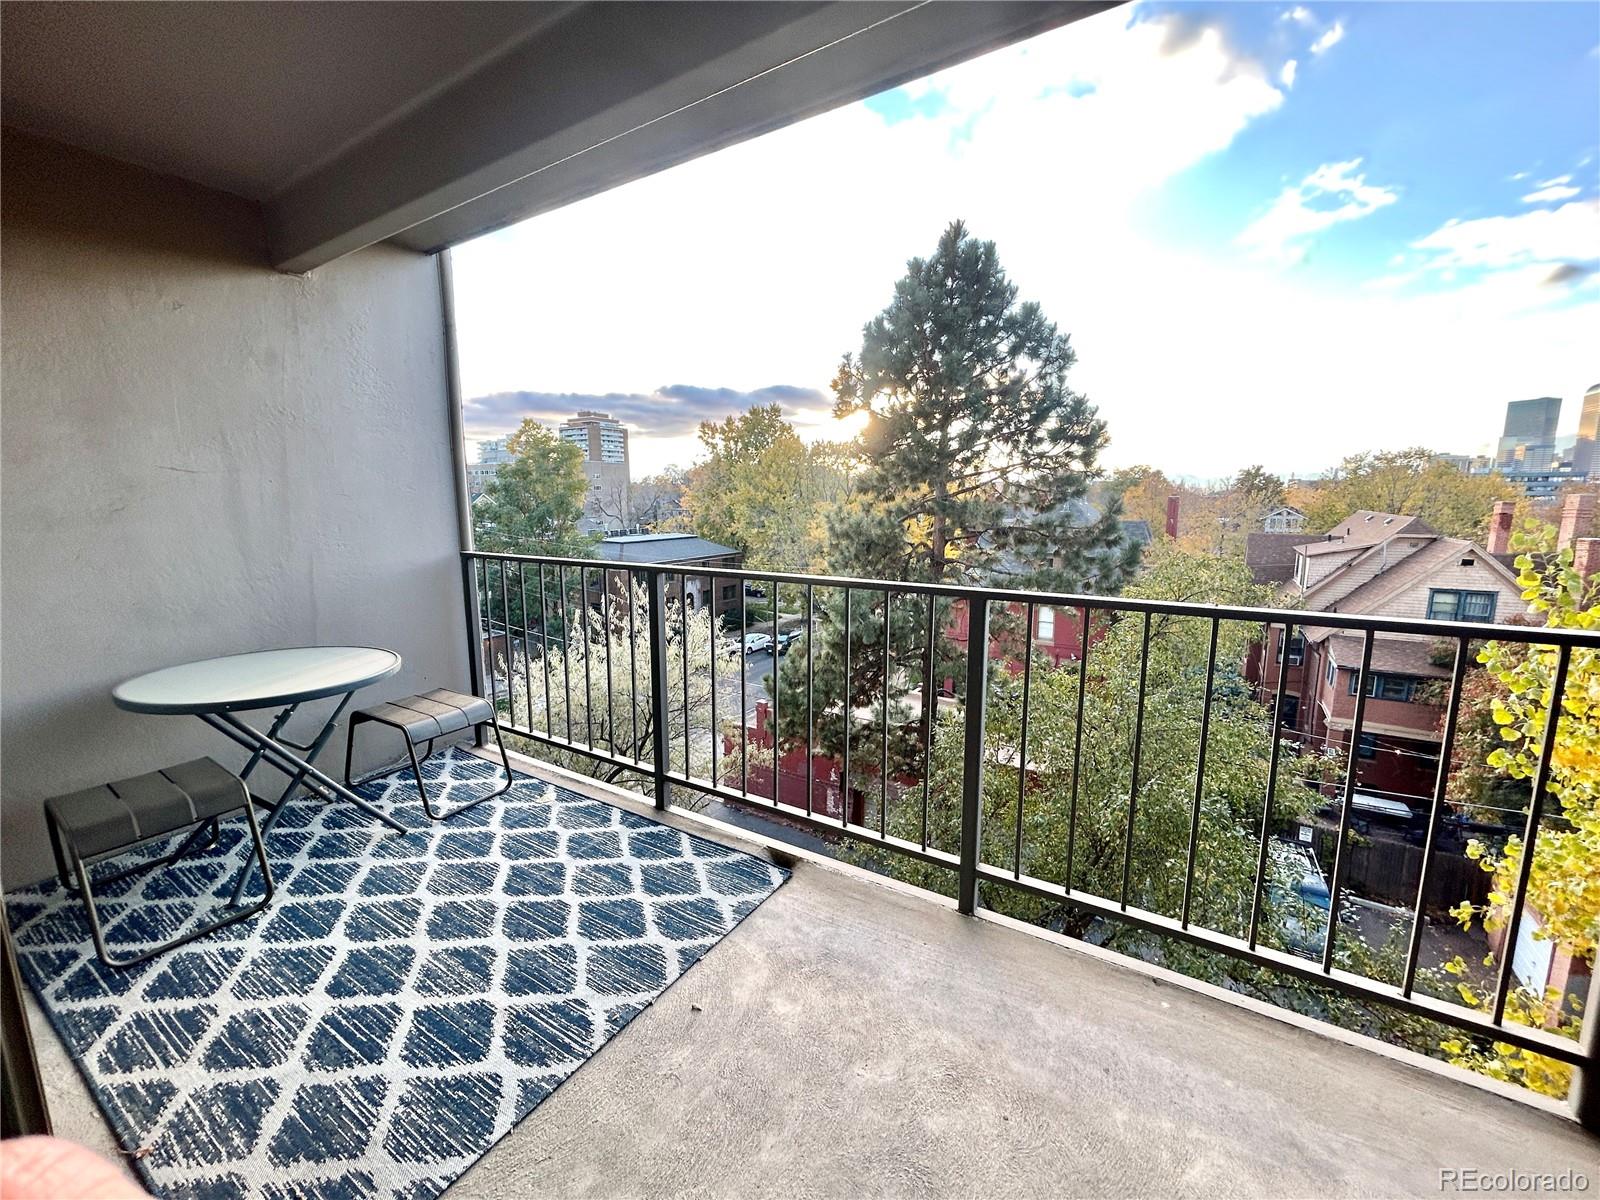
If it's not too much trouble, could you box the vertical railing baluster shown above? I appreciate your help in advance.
[1403,637,1469,997]
[482,558,499,719]
[957,595,991,916]
[462,554,486,703]
[627,570,640,763]
[740,582,749,796]
[880,589,891,838]
[497,559,512,737]
[602,568,615,755]
[681,577,692,779]
[1119,611,1154,910]
[1015,603,1034,880]
[773,578,782,806]
[1322,629,1376,973]
[537,565,553,737]
[558,565,573,746]
[1247,621,1295,948]
[1491,643,1572,1023]
[581,567,594,749]
[841,587,852,827]
[710,576,720,788]
[1180,618,1220,928]
[646,569,671,810]
[1066,605,1090,894]
[921,593,936,852]
[805,583,816,817]
[523,571,535,713]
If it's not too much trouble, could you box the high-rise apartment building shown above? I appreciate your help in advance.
[465,436,514,499]
[559,410,630,531]
[1574,383,1600,480]
[1496,396,1561,470]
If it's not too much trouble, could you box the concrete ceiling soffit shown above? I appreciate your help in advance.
[265,1,1110,272]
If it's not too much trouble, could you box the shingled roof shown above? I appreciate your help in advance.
[1246,532,1312,584]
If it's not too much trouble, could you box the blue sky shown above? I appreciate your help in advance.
[452,2,1599,480]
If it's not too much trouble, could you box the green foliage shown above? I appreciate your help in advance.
[1298,448,1517,540]
[472,419,596,557]
[1232,465,1286,511]
[680,405,847,572]
[1442,519,1597,1099]
[828,220,1135,593]
[847,545,1317,943]
[779,221,1135,769]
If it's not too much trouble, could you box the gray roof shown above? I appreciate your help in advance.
[597,533,740,564]
[1245,532,1314,584]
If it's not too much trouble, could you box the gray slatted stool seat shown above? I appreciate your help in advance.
[345,688,513,821]
[43,757,275,968]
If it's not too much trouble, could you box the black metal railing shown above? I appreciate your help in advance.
[461,549,1599,1126]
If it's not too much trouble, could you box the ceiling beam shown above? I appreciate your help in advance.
[265,1,1112,272]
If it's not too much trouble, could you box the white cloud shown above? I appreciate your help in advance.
[1523,184,1581,204]
[1281,7,1315,25]
[1236,158,1398,264]
[449,7,1596,480]
[1280,58,1299,88]
[1411,199,1600,270]
[1310,21,1345,55]
[1538,174,1574,188]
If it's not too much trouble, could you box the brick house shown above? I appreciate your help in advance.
[1250,510,1526,802]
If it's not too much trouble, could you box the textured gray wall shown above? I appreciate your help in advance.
[0,130,467,886]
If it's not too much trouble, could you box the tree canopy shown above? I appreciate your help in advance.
[776,221,1136,775]
[1296,449,1517,540]
[827,220,1134,592]
[679,405,848,572]
[1442,520,1598,1098]
[472,419,595,556]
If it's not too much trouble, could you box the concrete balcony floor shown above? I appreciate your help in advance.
[31,753,1596,1199]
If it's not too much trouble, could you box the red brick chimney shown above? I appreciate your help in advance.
[1487,500,1516,556]
[1165,494,1180,540]
[1558,493,1598,549]
[1572,538,1600,582]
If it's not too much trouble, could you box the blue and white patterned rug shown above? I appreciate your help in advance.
[7,747,788,1199]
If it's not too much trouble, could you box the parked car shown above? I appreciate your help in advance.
[776,629,802,655]
[1267,841,1332,958]
[742,633,774,655]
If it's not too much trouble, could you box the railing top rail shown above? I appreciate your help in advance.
[461,549,1600,649]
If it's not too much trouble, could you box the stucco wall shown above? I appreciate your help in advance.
[1,130,467,886]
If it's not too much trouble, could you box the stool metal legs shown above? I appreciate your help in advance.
[56,799,276,969]
[346,711,515,822]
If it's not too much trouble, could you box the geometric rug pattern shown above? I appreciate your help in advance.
[7,747,788,1199]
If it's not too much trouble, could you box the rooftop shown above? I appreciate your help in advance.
[597,532,741,563]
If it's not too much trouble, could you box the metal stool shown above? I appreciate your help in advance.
[43,758,274,968]
[344,688,513,821]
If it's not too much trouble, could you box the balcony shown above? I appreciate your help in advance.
[3,4,1597,1196]
[27,752,1596,1196]
[463,552,1600,1127]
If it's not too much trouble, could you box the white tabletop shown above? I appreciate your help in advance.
[112,646,402,715]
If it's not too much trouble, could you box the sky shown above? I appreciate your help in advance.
[450,1,1600,483]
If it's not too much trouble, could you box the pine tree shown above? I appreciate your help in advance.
[771,221,1133,798]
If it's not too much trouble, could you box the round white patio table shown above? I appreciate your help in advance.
[113,647,407,899]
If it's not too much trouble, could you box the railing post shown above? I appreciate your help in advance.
[1572,962,1600,1132]
[958,594,990,915]
[461,555,486,705]
[644,567,671,811]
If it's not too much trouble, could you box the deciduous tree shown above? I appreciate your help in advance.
[1442,521,1598,1099]
[1298,449,1516,540]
